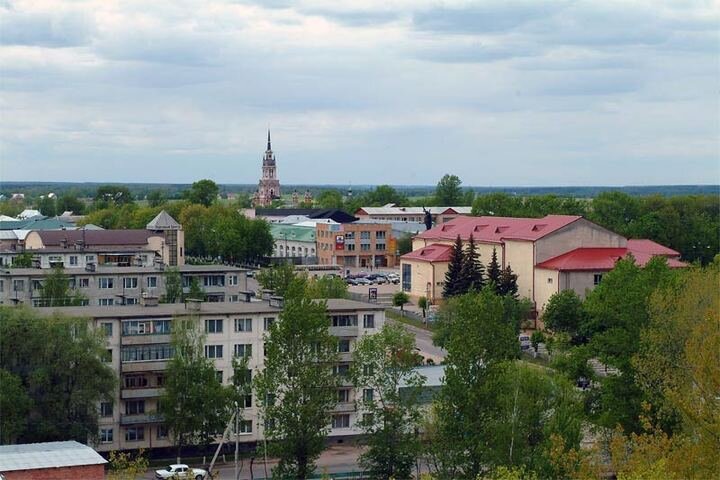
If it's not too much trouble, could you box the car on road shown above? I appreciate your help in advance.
[368,273,388,284]
[155,464,207,480]
[345,277,358,285]
[386,273,400,284]
[355,277,371,286]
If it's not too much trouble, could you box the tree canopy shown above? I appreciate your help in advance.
[185,179,219,207]
[434,174,464,206]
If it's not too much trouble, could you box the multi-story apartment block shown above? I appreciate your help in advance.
[34,299,385,452]
[316,221,397,268]
[0,265,248,306]
[354,204,472,225]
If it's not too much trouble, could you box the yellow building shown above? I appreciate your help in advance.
[400,215,684,321]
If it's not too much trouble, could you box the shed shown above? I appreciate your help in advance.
[0,441,107,480]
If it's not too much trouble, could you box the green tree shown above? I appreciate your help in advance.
[589,191,640,235]
[57,193,85,215]
[185,277,206,301]
[234,192,253,209]
[486,247,501,286]
[497,264,518,297]
[542,290,586,343]
[0,306,116,443]
[161,316,232,460]
[94,185,134,208]
[443,236,465,298]
[418,296,429,318]
[434,174,464,206]
[316,190,345,209]
[163,267,183,303]
[397,233,413,255]
[471,193,523,217]
[11,251,33,267]
[254,281,339,479]
[393,291,410,314]
[146,190,166,207]
[305,275,348,299]
[364,185,408,207]
[352,323,426,479]
[185,179,219,207]
[107,450,150,480]
[37,195,57,216]
[257,262,297,297]
[582,256,676,433]
[460,234,484,292]
[39,265,86,306]
[0,368,31,443]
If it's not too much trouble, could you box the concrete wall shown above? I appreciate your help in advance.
[3,465,104,480]
[534,268,560,314]
[536,218,626,264]
[564,271,603,299]
[503,240,535,302]
[23,231,43,249]
[401,259,448,303]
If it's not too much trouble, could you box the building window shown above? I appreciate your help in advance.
[347,244,356,251]
[547,277,553,284]
[100,428,113,443]
[264,317,275,330]
[205,345,223,359]
[593,274,603,286]
[85,255,95,263]
[363,388,374,402]
[234,344,252,358]
[12,280,25,292]
[375,231,386,239]
[363,314,375,328]
[69,255,78,266]
[333,364,350,377]
[122,277,138,289]
[360,231,370,240]
[147,276,157,288]
[239,420,253,434]
[229,275,238,286]
[242,394,252,408]
[125,400,145,415]
[157,425,169,439]
[331,315,358,327]
[337,389,349,403]
[363,364,375,376]
[103,349,112,363]
[216,370,223,383]
[125,427,144,442]
[203,275,225,287]
[376,243,386,251]
[79,278,90,288]
[121,344,173,362]
[205,319,223,334]
[337,339,350,353]
[360,244,371,251]
[401,264,412,292]
[101,322,113,336]
[345,232,354,240]
[124,298,138,305]
[99,277,114,289]
[99,298,114,306]
[100,402,113,417]
[332,414,350,429]
[0,279,3,292]
[235,318,252,332]
[124,375,148,388]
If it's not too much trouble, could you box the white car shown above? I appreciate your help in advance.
[155,464,207,480]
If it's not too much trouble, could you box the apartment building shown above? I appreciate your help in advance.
[0,265,248,306]
[316,221,397,268]
[401,215,685,315]
[34,299,385,452]
[354,204,472,225]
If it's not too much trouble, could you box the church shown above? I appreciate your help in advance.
[252,130,281,207]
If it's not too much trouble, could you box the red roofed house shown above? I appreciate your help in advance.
[400,215,685,321]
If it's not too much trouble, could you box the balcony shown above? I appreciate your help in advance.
[121,387,164,400]
[120,413,164,425]
[121,360,168,373]
[333,402,356,413]
[330,326,358,337]
[121,334,171,346]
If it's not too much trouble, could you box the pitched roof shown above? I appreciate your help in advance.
[401,243,454,263]
[255,208,357,223]
[356,204,472,216]
[0,441,107,472]
[626,239,680,257]
[536,244,686,271]
[146,210,181,230]
[417,215,582,243]
[35,229,157,247]
[270,224,316,242]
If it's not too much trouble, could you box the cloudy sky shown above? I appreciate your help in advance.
[1,0,718,186]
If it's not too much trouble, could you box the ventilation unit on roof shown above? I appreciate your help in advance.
[495,226,510,234]
[474,225,488,232]
[532,224,547,232]
[441,225,454,232]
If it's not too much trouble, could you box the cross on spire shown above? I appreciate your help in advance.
[267,129,272,151]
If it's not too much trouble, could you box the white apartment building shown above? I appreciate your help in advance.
[35,299,385,452]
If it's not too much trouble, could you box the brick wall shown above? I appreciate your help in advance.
[3,464,104,480]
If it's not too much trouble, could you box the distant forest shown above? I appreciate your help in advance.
[2,181,718,200]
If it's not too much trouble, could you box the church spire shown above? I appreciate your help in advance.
[267,129,272,151]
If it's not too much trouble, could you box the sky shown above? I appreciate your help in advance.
[1,0,718,186]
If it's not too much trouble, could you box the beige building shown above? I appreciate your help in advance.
[34,299,385,452]
[355,204,472,225]
[401,215,685,319]
[316,221,397,268]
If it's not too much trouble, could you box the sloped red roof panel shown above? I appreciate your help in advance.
[401,243,454,263]
[417,215,582,243]
[626,239,680,257]
[536,246,686,271]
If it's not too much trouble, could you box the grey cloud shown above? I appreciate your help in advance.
[0,8,95,47]
[413,40,542,63]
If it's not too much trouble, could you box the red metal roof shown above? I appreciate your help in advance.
[417,215,582,243]
[401,243,453,263]
[536,243,686,271]
[626,239,680,257]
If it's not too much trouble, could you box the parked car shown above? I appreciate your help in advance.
[355,277,371,286]
[386,273,400,284]
[246,270,256,278]
[370,274,389,284]
[155,464,207,480]
[346,277,359,286]
[518,334,531,351]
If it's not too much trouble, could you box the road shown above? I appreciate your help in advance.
[387,318,447,363]
[141,444,365,479]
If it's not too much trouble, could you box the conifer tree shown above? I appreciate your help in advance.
[443,235,465,298]
[498,264,519,297]
[487,247,502,289]
[460,234,484,292]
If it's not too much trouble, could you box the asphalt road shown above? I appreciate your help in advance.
[387,318,447,363]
